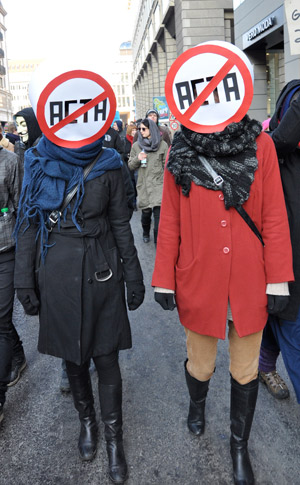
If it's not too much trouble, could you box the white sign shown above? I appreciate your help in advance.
[285,0,300,56]
[29,59,116,148]
[165,41,254,133]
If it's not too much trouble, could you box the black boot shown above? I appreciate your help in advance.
[67,365,98,461]
[184,360,210,436]
[99,382,128,484]
[230,375,259,485]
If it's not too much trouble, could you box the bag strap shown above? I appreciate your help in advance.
[197,155,264,246]
[47,149,104,231]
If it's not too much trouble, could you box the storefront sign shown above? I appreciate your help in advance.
[243,6,284,50]
[247,17,275,42]
[285,0,300,55]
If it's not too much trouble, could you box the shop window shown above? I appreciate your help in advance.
[266,51,283,116]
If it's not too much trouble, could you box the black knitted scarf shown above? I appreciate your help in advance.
[167,115,262,209]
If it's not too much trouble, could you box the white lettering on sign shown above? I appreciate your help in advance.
[285,0,300,55]
[247,17,274,41]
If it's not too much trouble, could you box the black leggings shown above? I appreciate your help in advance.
[65,351,121,386]
[141,206,161,242]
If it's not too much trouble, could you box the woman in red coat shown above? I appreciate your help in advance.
[152,116,294,485]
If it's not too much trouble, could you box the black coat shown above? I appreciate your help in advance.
[269,79,300,320]
[14,168,143,364]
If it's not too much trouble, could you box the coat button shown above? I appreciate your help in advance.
[87,278,93,284]
[219,194,224,200]
[223,247,230,254]
[221,220,227,227]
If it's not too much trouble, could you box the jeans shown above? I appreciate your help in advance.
[0,257,24,404]
[268,313,300,403]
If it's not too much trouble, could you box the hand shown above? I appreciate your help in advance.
[267,295,289,315]
[17,288,39,315]
[154,292,176,311]
[138,152,147,161]
[126,280,145,311]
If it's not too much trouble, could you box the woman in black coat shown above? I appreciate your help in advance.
[14,134,145,484]
[258,80,300,404]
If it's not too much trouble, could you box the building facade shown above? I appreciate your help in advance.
[132,0,234,121]
[8,59,43,115]
[110,42,135,125]
[0,2,13,123]
[234,0,300,121]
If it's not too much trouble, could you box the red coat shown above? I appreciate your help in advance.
[152,132,294,339]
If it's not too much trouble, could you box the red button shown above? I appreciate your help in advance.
[221,220,227,227]
[223,247,230,254]
[219,194,224,200]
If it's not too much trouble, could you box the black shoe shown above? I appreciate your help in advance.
[0,403,4,425]
[8,357,27,387]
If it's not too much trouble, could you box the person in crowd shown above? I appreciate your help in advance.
[113,120,125,139]
[14,126,145,482]
[133,109,171,147]
[0,126,14,152]
[128,118,168,245]
[58,121,136,397]
[152,113,294,485]
[5,122,20,145]
[14,107,42,181]
[123,124,138,210]
[0,143,25,425]
[258,80,300,404]
[103,125,135,217]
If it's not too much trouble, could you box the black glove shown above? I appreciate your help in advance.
[17,288,40,315]
[267,295,289,315]
[126,281,145,311]
[154,292,176,311]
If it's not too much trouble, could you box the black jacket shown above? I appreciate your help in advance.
[269,79,300,320]
[14,168,143,364]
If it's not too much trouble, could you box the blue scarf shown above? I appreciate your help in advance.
[15,135,122,260]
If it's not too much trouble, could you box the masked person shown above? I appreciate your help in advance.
[14,63,145,485]
[128,118,168,245]
[152,42,294,485]
[14,107,42,181]
[258,80,300,404]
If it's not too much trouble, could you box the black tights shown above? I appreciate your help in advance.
[65,351,121,386]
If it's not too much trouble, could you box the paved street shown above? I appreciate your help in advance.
[1,210,300,485]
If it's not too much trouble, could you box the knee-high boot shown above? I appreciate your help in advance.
[99,382,128,484]
[230,375,259,485]
[184,360,210,436]
[67,366,98,461]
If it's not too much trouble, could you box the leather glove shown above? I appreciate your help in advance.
[154,292,176,311]
[267,295,289,315]
[17,288,40,315]
[126,281,145,311]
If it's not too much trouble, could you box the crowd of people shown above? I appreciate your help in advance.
[0,76,300,485]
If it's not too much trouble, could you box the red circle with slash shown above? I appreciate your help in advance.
[37,70,116,148]
[165,43,253,133]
